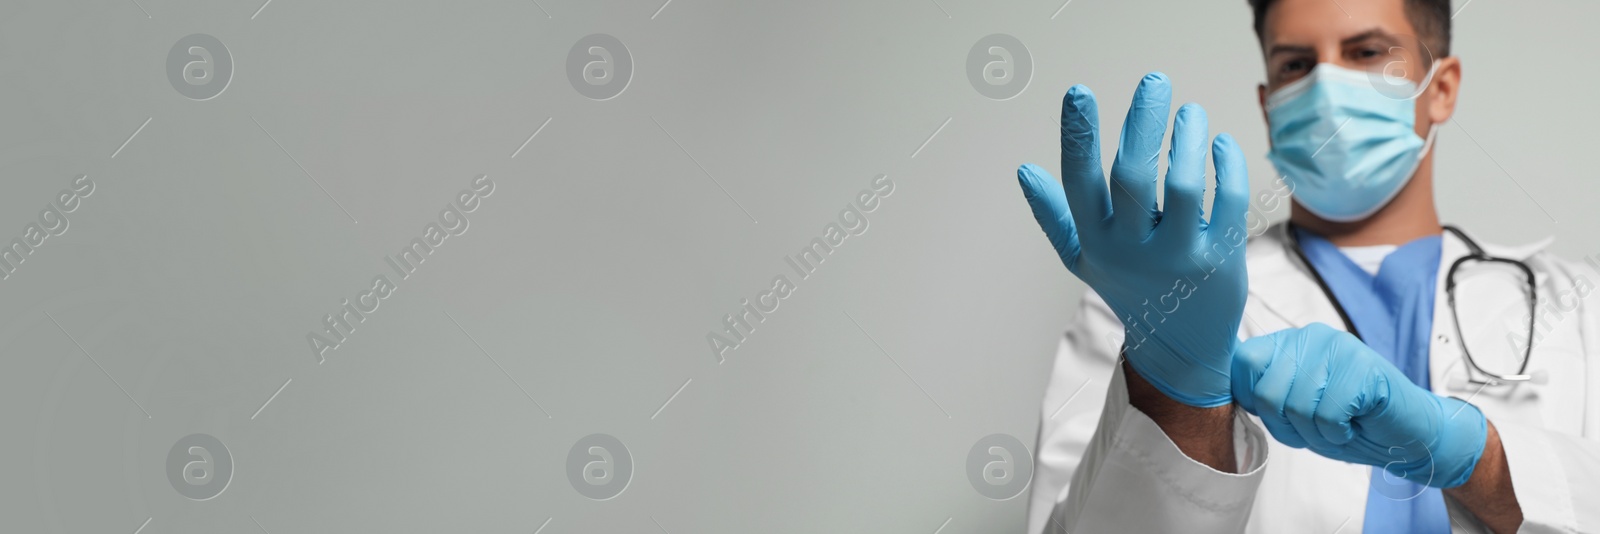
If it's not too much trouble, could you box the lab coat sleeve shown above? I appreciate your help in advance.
[1027,292,1270,534]
[1493,423,1600,533]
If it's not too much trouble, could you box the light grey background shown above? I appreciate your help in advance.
[0,0,1591,532]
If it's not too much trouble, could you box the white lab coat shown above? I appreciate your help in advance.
[1028,222,1600,533]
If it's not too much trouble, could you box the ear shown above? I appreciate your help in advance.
[1424,56,1461,125]
[1257,83,1271,147]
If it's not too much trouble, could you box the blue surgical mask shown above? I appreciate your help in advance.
[1265,63,1438,222]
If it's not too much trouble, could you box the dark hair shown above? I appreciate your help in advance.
[1247,0,1452,57]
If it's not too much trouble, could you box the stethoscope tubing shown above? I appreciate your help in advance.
[1283,223,1538,386]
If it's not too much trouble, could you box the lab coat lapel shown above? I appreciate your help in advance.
[1427,229,1469,396]
[1244,223,1350,335]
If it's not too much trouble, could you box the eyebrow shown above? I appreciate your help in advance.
[1339,28,1397,47]
[1266,28,1396,58]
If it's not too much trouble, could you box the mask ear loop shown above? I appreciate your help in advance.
[1415,60,1443,156]
[1394,117,1442,196]
[1389,66,1442,198]
[1412,60,1442,160]
[1419,122,1440,157]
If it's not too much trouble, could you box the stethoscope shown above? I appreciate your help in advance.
[1286,223,1542,387]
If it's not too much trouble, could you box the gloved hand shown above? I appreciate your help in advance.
[1232,323,1488,488]
[1018,73,1251,408]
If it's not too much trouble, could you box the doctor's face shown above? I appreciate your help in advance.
[1256,0,1447,138]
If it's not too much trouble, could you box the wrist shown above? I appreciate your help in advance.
[1443,420,1522,533]
[1124,359,1238,473]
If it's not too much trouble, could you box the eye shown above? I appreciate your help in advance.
[1280,58,1312,75]
[1270,57,1314,88]
[1348,43,1398,69]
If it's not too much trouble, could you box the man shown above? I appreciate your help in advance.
[1019,0,1600,532]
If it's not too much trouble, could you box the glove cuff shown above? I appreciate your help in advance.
[1122,341,1232,408]
[1431,396,1489,489]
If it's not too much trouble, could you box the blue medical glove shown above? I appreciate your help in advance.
[1231,323,1489,488]
[1017,73,1252,408]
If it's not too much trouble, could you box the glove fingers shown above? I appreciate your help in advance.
[1313,365,1367,446]
[1377,442,1438,488]
[1018,163,1083,271]
[1207,133,1251,240]
[1230,334,1278,415]
[1156,103,1208,242]
[1241,329,1311,449]
[1284,345,1338,453]
[1058,85,1112,230]
[1258,410,1309,449]
[1108,72,1170,237]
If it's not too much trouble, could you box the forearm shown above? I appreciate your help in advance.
[1123,359,1237,473]
[1046,361,1265,533]
[1445,421,1522,533]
